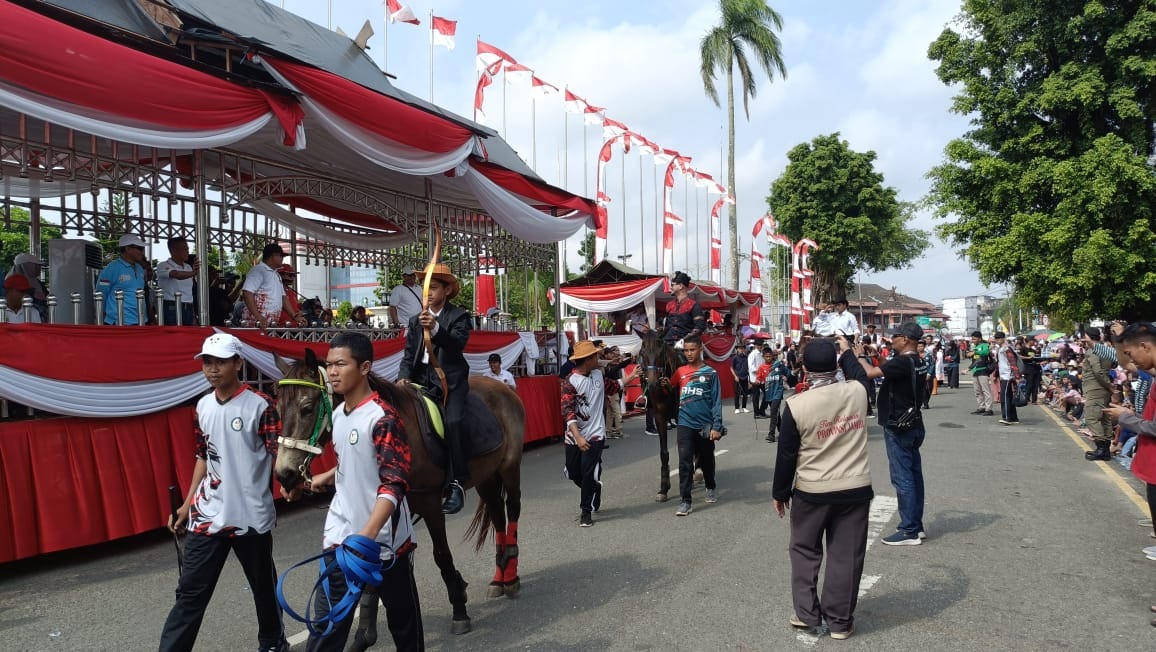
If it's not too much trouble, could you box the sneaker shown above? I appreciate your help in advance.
[829,626,854,640]
[742,408,750,413]
[1143,545,1156,556]
[675,502,692,516]
[258,641,289,652]
[1005,421,1020,425]
[982,410,994,416]
[998,419,1010,425]
[789,616,813,629]
[645,429,659,436]
[592,481,602,513]
[705,489,718,503]
[579,511,593,527]
[918,531,927,540]
[881,531,922,546]
[971,409,985,415]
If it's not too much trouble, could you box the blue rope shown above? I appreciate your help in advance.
[276,534,397,638]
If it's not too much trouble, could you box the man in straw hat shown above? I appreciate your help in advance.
[398,263,473,514]
[561,340,607,527]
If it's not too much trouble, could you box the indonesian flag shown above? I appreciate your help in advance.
[769,233,792,247]
[691,169,716,189]
[583,102,606,126]
[386,0,420,25]
[653,148,678,166]
[563,89,589,114]
[504,62,533,84]
[431,16,457,49]
[477,40,517,72]
[603,117,630,139]
[636,136,659,156]
[530,76,559,99]
[474,71,493,122]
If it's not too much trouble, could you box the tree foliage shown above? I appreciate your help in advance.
[700,0,788,288]
[927,0,1156,321]
[1,207,63,271]
[767,133,930,303]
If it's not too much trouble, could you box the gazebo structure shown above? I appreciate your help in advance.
[0,0,598,562]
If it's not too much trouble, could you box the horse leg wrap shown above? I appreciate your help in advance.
[501,522,519,584]
[491,532,507,584]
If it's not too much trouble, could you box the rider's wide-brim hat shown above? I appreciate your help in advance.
[416,263,460,299]
[569,340,602,361]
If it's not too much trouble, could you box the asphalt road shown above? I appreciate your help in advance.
[2,384,1154,651]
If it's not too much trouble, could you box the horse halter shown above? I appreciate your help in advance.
[277,367,333,479]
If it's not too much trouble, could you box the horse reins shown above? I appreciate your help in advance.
[277,367,333,484]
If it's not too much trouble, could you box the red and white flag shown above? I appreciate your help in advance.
[474,72,494,122]
[386,0,420,25]
[477,40,517,72]
[583,102,606,125]
[430,16,456,49]
[563,89,589,114]
[530,76,559,99]
[653,148,678,166]
[602,117,630,139]
[636,136,659,156]
[503,62,533,84]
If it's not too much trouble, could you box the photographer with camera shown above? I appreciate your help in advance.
[856,322,929,546]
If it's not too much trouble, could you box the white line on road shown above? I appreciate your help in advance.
[796,495,897,646]
[667,449,729,477]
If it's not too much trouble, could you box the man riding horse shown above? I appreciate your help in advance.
[662,271,706,360]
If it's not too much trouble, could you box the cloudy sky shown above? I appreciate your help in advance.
[279,0,987,304]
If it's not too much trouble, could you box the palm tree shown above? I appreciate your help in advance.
[700,0,787,289]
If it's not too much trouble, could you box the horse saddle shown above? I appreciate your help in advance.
[403,383,503,470]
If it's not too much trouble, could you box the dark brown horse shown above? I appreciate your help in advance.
[636,331,681,501]
[273,349,525,644]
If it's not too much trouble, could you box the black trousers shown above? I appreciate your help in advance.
[676,425,716,503]
[443,383,470,483]
[1025,368,1042,403]
[789,497,869,633]
[158,531,284,652]
[305,550,424,652]
[999,378,1019,422]
[765,398,783,437]
[565,439,604,513]
[946,365,960,389]
[750,384,765,415]
[733,379,749,409]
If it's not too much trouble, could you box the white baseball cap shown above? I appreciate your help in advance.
[194,333,242,360]
[118,234,147,248]
[402,266,416,275]
[13,253,39,265]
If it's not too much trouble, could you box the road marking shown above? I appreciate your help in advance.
[796,495,897,645]
[1039,405,1151,518]
[667,449,729,477]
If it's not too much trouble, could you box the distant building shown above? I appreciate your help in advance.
[942,294,996,335]
[847,283,948,330]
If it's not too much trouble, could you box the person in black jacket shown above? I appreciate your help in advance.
[397,263,473,514]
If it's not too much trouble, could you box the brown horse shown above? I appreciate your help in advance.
[273,348,525,644]
[636,331,681,501]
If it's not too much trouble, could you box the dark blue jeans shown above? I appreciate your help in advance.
[883,425,926,536]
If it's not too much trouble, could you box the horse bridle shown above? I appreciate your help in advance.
[277,367,333,484]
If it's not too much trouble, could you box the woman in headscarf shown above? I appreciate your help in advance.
[6,252,48,321]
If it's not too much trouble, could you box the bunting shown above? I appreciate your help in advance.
[386,0,420,25]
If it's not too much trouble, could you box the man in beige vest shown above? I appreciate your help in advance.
[772,337,873,641]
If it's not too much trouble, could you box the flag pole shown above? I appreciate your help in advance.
[638,151,645,273]
[652,163,659,275]
[582,122,588,197]
[428,11,434,102]
[473,35,479,122]
[562,86,569,190]
[620,143,627,262]
[501,66,508,136]
[383,6,389,72]
[531,95,537,171]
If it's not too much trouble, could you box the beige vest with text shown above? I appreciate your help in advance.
[785,382,871,494]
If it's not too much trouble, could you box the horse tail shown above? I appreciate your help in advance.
[463,474,502,553]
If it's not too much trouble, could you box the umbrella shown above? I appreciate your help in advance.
[1048,332,1066,341]
[748,331,773,340]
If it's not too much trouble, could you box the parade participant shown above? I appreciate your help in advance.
[602,347,631,440]
[156,237,198,325]
[159,333,287,652]
[284,332,423,652]
[481,352,517,389]
[748,343,766,417]
[917,341,934,409]
[1081,326,1117,460]
[969,330,995,416]
[241,244,303,329]
[3,274,41,323]
[812,293,859,337]
[397,263,472,515]
[96,233,150,325]
[773,338,873,640]
[561,340,607,527]
[863,323,881,347]
[6,252,48,321]
[756,348,790,443]
[666,334,723,516]
[388,266,423,330]
[661,271,706,349]
[944,339,962,389]
[730,344,750,414]
[993,332,1023,425]
[857,321,929,545]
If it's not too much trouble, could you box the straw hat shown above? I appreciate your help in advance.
[569,340,602,362]
[416,263,460,299]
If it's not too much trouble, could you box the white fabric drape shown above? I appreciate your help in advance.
[456,165,593,243]
[594,334,643,357]
[0,366,209,417]
[464,337,526,374]
[0,176,96,199]
[257,58,477,176]
[0,80,273,150]
[560,278,664,313]
[246,200,414,250]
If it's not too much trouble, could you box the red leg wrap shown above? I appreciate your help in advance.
[492,532,507,583]
[502,522,519,583]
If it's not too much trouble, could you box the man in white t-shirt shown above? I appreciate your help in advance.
[242,244,303,328]
[813,294,860,337]
[481,352,518,389]
[388,266,423,330]
[4,274,41,323]
[156,236,199,325]
[562,341,607,527]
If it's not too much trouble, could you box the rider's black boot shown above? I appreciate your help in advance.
[442,480,465,514]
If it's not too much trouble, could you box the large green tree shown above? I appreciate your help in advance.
[767,133,929,302]
[700,0,787,289]
[1,207,63,271]
[927,0,1156,322]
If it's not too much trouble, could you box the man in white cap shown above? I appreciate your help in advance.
[388,266,422,330]
[159,332,288,652]
[96,233,151,325]
[6,252,49,321]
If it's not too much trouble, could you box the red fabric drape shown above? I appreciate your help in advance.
[471,160,598,217]
[266,57,472,154]
[0,1,301,137]
[748,305,762,326]
[474,274,497,315]
[561,278,663,302]
[514,375,561,443]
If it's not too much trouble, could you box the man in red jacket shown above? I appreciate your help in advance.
[1103,321,1156,628]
